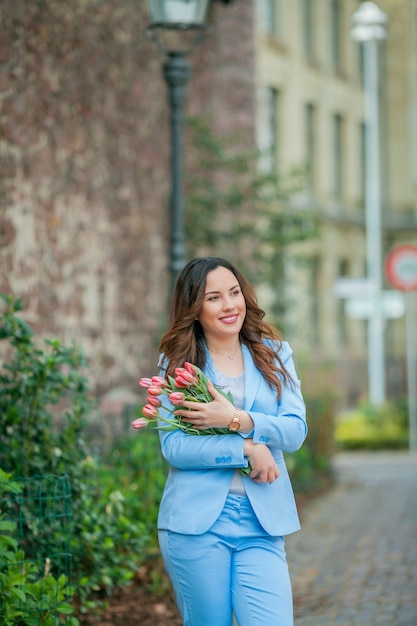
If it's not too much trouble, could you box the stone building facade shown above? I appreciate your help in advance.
[0,0,256,406]
[255,0,417,401]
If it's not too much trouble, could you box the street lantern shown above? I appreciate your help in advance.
[146,0,211,29]
[351,2,388,405]
[351,2,387,42]
[145,0,212,294]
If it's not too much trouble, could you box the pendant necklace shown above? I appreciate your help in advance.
[208,345,241,360]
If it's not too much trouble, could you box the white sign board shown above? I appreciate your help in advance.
[333,277,375,298]
[345,291,405,319]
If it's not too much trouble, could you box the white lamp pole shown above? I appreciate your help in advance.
[351,2,388,405]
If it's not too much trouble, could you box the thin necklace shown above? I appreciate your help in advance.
[207,344,241,360]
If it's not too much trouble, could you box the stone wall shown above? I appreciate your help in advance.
[0,0,256,404]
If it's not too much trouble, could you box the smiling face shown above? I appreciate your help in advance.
[197,265,246,345]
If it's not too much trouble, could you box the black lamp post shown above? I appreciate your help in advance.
[145,0,211,293]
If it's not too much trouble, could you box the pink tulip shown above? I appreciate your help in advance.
[169,391,185,405]
[152,376,167,387]
[184,362,197,375]
[131,418,148,430]
[147,385,163,396]
[174,377,190,388]
[142,404,159,419]
[139,377,152,388]
[147,396,162,408]
[174,369,198,387]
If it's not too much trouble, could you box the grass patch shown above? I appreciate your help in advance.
[335,401,409,450]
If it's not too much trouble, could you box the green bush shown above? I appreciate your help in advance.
[335,401,409,450]
[0,470,78,626]
[0,294,150,612]
[0,294,93,479]
[99,430,168,545]
[285,390,339,493]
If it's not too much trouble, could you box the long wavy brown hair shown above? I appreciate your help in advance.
[159,257,292,398]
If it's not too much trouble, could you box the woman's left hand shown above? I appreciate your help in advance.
[175,380,235,430]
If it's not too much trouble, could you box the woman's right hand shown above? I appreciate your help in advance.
[244,440,280,484]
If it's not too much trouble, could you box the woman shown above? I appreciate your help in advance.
[156,257,307,626]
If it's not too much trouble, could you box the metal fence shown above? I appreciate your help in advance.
[0,473,74,625]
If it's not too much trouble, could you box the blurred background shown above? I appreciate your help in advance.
[1,1,417,622]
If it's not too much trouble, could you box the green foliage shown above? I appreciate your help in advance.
[0,293,92,479]
[99,430,168,544]
[74,482,148,610]
[0,294,150,612]
[184,115,319,323]
[286,390,339,493]
[335,401,409,450]
[0,470,78,626]
[1,473,73,616]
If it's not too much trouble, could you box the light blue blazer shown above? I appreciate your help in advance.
[157,340,307,537]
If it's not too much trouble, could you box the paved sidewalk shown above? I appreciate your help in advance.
[286,451,417,626]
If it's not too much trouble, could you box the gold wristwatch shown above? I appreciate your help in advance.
[228,409,241,432]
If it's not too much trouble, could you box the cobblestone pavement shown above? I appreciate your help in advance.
[286,451,417,626]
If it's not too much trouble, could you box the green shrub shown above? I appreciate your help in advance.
[0,294,150,612]
[0,294,93,480]
[0,470,78,626]
[335,401,408,449]
[99,429,168,546]
[286,389,339,493]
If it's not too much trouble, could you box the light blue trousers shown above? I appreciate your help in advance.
[158,493,294,626]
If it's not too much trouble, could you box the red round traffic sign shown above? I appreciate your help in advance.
[385,244,417,291]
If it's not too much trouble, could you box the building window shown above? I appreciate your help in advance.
[258,0,283,38]
[358,41,365,83]
[310,255,320,347]
[305,103,316,192]
[359,121,366,210]
[337,259,349,346]
[330,0,343,71]
[332,113,344,200]
[301,0,315,60]
[257,87,280,172]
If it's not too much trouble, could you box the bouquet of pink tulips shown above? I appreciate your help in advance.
[132,362,251,475]
[132,362,233,435]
